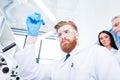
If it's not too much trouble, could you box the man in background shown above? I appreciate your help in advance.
[110,15,120,49]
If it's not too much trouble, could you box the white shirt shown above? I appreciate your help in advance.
[15,44,120,80]
[110,48,118,54]
[110,48,120,64]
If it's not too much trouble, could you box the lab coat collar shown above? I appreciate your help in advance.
[61,44,80,61]
[59,45,82,67]
[69,44,82,56]
[110,48,118,54]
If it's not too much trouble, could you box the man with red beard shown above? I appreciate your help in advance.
[55,21,79,56]
[15,13,120,80]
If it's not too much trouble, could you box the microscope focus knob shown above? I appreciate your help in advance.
[1,58,5,62]
[2,67,9,73]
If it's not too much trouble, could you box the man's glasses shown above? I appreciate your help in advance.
[57,29,77,38]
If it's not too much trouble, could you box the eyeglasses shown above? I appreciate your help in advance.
[57,29,76,38]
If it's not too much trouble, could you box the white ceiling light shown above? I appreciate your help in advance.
[33,0,56,22]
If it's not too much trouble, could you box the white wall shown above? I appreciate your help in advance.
[72,0,120,48]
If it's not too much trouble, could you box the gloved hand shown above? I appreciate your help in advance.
[26,12,45,36]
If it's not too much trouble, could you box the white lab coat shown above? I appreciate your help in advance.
[110,48,120,64]
[15,44,120,80]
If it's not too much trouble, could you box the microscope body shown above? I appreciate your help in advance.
[0,16,22,80]
[0,51,20,80]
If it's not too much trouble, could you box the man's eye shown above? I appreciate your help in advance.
[114,24,118,27]
[114,22,120,27]
[58,33,62,37]
[65,31,69,33]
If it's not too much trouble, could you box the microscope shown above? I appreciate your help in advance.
[0,43,20,80]
[0,16,22,80]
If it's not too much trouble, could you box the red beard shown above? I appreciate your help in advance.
[60,39,77,53]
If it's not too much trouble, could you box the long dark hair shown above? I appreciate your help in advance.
[98,30,118,50]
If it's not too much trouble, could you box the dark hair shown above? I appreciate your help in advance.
[98,30,118,50]
[54,21,78,32]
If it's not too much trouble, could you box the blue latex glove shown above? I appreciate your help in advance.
[26,12,45,36]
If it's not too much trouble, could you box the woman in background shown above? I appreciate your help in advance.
[98,30,120,64]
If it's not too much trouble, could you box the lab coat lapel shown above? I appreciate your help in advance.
[60,55,73,67]
[59,45,81,68]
